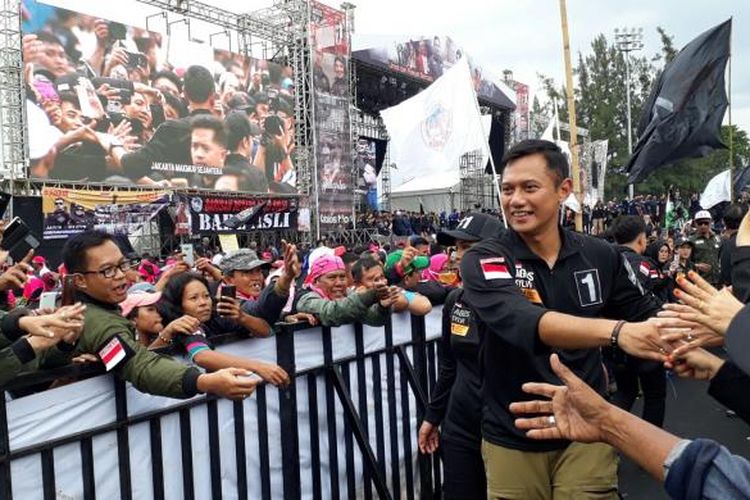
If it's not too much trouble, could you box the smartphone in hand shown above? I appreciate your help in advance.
[221,285,236,300]
[180,244,195,267]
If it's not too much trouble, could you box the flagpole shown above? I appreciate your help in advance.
[728,16,734,200]
[464,60,507,227]
[559,0,583,232]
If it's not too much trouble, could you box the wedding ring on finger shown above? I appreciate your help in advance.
[547,415,556,427]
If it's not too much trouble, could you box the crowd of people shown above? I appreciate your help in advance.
[23,5,296,192]
[2,139,750,498]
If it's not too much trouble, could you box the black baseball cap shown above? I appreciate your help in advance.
[227,93,255,112]
[437,213,504,246]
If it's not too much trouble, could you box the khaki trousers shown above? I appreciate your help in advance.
[481,439,619,500]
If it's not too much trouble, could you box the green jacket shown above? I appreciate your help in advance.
[78,295,201,398]
[0,308,74,387]
[690,233,722,285]
[296,288,391,327]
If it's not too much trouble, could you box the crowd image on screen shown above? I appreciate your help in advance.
[21,2,297,194]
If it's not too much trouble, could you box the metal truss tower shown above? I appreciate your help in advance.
[0,0,27,214]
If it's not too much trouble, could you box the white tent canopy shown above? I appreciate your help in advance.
[390,172,460,213]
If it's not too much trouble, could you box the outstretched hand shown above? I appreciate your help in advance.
[510,354,613,443]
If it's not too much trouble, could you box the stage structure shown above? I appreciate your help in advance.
[0,0,26,216]
[0,0,339,240]
[352,37,514,212]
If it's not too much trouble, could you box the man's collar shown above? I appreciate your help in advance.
[507,226,581,262]
[189,108,213,116]
[76,290,120,312]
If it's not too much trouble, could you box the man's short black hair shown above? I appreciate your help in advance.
[723,203,748,230]
[501,139,569,185]
[59,91,80,109]
[351,257,382,283]
[35,31,63,48]
[611,215,646,245]
[341,252,359,265]
[162,91,188,118]
[152,70,183,93]
[409,235,428,247]
[183,65,215,104]
[191,115,227,148]
[62,230,116,273]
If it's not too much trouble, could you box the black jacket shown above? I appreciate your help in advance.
[461,227,661,451]
[707,360,750,425]
[424,288,482,448]
[120,109,212,180]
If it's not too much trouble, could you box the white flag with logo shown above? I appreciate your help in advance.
[700,169,731,209]
[380,57,485,180]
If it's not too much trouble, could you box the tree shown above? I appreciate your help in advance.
[535,27,745,200]
[657,26,678,63]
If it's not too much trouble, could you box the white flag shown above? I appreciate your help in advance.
[700,169,732,209]
[563,192,581,213]
[380,57,485,180]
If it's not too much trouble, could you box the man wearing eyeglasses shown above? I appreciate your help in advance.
[690,210,721,287]
[62,230,258,400]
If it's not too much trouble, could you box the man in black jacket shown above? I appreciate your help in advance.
[610,214,667,427]
[119,65,216,182]
[216,111,269,193]
[461,140,667,499]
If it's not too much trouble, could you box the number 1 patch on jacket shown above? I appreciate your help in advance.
[574,269,603,307]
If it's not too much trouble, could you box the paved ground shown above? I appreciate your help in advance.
[618,366,750,498]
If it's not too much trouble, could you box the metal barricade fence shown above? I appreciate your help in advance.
[0,310,444,500]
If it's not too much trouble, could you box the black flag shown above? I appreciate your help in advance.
[734,164,750,195]
[624,19,731,183]
[223,201,267,229]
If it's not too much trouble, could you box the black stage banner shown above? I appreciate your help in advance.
[177,194,298,234]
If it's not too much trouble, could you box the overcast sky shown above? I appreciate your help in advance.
[350,0,749,134]
[49,0,749,135]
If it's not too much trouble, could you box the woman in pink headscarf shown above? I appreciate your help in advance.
[296,254,394,327]
[422,253,460,287]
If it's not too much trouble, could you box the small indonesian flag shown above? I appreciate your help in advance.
[99,337,126,371]
[639,262,651,277]
[480,257,512,280]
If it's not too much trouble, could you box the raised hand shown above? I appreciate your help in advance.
[665,346,725,381]
[670,271,743,336]
[216,296,242,319]
[19,303,86,339]
[510,354,612,443]
[197,367,260,400]
[251,361,290,387]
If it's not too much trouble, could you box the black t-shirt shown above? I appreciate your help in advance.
[424,288,483,448]
[460,227,661,452]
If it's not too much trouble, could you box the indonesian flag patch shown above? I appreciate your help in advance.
[639,262,651,277]
[480,257,512,280]
[98,336,127,371]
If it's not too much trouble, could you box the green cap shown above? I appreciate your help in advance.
[385,250,430,276]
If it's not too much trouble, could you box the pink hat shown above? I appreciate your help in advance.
[32,256,46,265]
[120,291,162,317]
[304,254,345,286]
[423,253,449,281]
[22,277,45,300]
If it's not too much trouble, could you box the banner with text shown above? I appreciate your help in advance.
[177,194,298,234]
[42,187,168,240]
[312,1,353,230]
